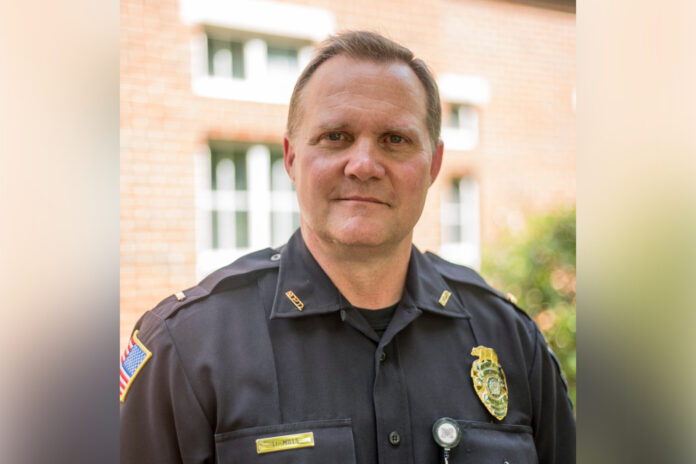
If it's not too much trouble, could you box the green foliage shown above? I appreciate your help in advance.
[481,207,576,406]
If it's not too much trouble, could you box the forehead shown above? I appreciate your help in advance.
[299,56,428,128]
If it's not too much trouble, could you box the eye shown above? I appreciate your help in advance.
[316,131,352,147]
[326,132,343,141]
[385,134,406,144]
[389,135,404,143]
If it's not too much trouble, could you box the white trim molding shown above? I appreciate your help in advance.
[438,74,490,151]
[438,74,490,105]
[179,0,335,42]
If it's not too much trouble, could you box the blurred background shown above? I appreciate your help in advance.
[5,0,696,462]
[121,0,576,400]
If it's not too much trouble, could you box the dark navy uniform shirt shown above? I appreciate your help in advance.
[120,230,575,463]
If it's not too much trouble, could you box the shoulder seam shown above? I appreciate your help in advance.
[152,248,281,321]
[425,252,533,322]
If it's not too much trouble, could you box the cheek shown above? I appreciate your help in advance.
[397,160,431,191]
[295,157,334,198]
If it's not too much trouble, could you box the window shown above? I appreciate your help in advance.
[442,103,480,151]
[437,74,489,151]
[196,143,300,278]
[210,147,249,249]
[207,38,245,78]
[184,0,333,102]
[192,32,314,104]
[267,45,299,75]
[448,104,476,129]
[440,177,480,268]
[205,35,303,79]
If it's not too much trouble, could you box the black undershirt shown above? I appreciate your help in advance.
[355,304,398,338]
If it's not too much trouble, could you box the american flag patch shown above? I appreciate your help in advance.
[120,330,152,402]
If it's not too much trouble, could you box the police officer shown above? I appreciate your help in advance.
[120,31,575,463]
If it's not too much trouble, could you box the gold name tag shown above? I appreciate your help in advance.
[256,432,315,454]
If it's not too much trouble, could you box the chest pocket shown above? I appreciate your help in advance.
[452,420,537,463]
[214,419,356,464]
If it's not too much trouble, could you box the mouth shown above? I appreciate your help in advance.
[339,196,387,205]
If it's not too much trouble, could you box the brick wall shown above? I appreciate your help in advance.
[120,0,575,351]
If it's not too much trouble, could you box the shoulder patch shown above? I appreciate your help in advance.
[120,330,152,402]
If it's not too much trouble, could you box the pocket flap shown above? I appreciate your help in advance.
[453,420,538,463]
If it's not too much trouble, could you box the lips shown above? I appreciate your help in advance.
[337,195,389,206]
[339,195,387,205]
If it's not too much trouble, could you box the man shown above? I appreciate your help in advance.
[120,31,575,463]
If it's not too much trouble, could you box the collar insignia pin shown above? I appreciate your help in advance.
[438,290,452,307]
[285,290,304,311]
[470,346,508,420]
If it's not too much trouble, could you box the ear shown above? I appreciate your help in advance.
[283,134,296,182]
[429,139,444,186]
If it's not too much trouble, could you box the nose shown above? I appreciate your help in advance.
[343,138,386,181]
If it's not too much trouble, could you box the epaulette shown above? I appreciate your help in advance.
[424,251,532,321]
[150,247,281,321]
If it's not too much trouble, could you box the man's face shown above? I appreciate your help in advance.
[284,56,443,250]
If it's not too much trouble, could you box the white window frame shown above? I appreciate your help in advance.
[184,0,334,104]
[440,177,481,269]
[444,103,480,151]
[195,143,299,279]
[438,74,490,151]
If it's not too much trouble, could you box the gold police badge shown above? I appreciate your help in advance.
[470,346,508,420]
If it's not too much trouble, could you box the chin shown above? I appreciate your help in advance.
[329,226,400,249]
[334,235,387,248]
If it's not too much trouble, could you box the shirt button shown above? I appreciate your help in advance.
[379,351,387,362]
[389,431,401,446]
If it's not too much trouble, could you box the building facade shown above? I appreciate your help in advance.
[121,0,575,350]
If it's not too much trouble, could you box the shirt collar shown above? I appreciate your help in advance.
[270,230,470,319]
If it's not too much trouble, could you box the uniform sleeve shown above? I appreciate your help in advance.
[120,312,215,464]
[529,326,576,464]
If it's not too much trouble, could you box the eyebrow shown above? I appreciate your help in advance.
[315,122,352,132]
[316,122,417,135]
[383,125,417,135]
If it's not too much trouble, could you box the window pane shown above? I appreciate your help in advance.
[458,177,478,242]
[212,210,219,249]
[207,38,244,78]
[271,211,294,245]
[450,178,461,198]
[216,158,235,190]
[442,177,477,244]
[231,41,244,78]
[270,154,292,191]
[459,104,478,132]
[218,211,236,248]
[448,105,460,128]
[267,45,299,75]
[233,149,247,190]
[235,211,249,248]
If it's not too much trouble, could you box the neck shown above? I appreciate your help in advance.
[300,226,412,309]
